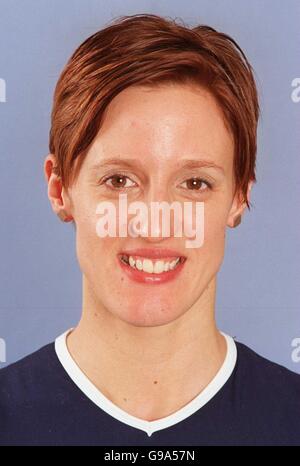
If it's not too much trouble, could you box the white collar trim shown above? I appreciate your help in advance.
[55,328,237,437]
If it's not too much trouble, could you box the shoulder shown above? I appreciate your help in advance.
[0,341,56,380]
[228,339,300,445]
[0,341,77,445]
[234,339,300,421]
[0,341,64,411]
[235,339,300,389]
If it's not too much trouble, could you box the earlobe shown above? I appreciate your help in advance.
[57,209,74,223]
[227,180,253,228]
[231,214,242,228]
[227,211,243,229]
[44,154,74,222]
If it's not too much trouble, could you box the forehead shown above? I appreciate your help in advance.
[85,83,234,170]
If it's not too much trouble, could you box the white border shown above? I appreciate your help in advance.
[55,328,237,437]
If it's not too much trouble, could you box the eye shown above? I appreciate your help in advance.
[103,174,136,189]
[180,177,212,191]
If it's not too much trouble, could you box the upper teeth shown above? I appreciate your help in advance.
[125,256,181,274]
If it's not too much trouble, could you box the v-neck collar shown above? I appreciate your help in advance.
[55,328,237,437]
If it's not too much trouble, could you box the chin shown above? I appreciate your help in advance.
[112,300,186,327]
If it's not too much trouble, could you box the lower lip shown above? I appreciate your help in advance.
[117,257,186,284]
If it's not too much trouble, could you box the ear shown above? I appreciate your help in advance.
[44,154,74,222]
[227,180,254,228]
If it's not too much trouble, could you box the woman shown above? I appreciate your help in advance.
[1,13,299,446]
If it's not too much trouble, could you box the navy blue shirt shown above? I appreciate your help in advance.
[0,330,299,446]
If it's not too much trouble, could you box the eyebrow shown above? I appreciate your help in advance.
[180,159,225,174]
[89,157,225,174]
[90,158,142,171]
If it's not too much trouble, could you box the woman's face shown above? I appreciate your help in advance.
[61,84,245,326]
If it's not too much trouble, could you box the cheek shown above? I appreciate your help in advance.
[196,202,229,265]
[76,221,118,283]
[206,205,228,239]
[72,198,111,274]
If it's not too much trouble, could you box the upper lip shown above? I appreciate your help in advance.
[118,248,186,259]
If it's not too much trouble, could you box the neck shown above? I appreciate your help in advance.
[67,276,226,421]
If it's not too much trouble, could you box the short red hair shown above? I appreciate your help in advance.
[49,13,260,209]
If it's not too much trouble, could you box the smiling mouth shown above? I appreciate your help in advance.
[119,254,186,274]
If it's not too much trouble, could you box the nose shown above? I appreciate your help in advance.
[131,184,181,242]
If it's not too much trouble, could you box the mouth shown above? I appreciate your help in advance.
[117,249,187,284]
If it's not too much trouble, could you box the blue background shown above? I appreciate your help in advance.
[0,0,299,371]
